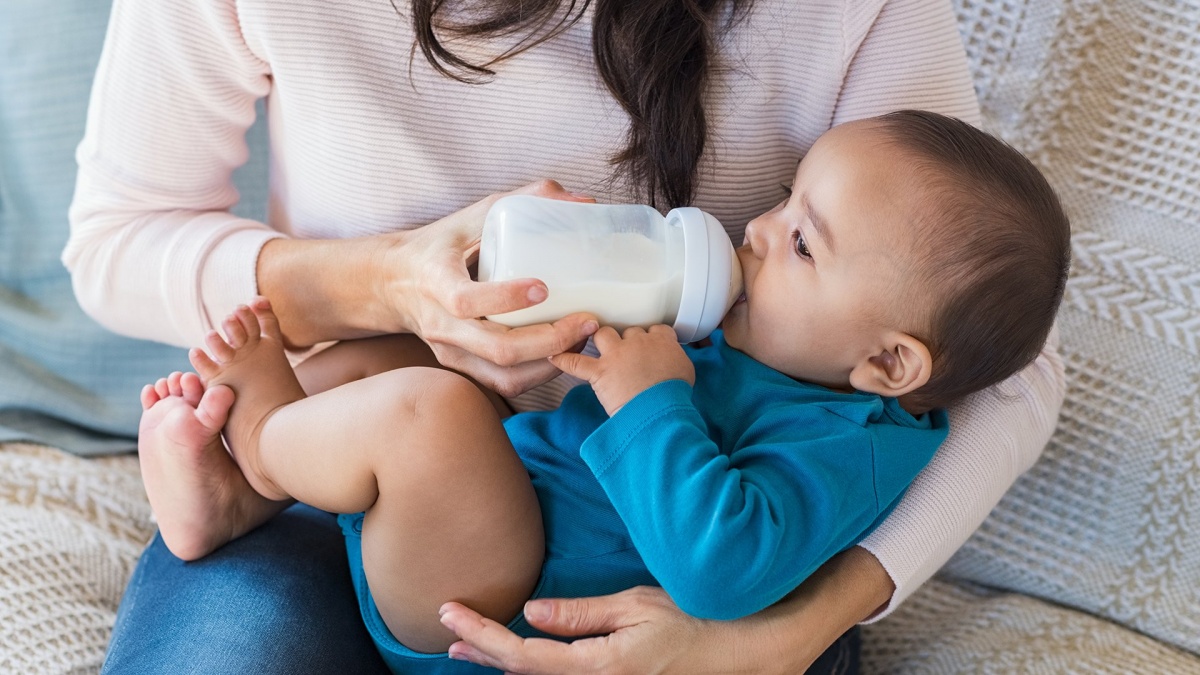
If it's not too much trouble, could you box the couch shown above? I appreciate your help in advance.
[1,0,1198,672]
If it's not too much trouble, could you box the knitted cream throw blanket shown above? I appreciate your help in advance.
[2,0,1198,672]
[864,0,1200,671]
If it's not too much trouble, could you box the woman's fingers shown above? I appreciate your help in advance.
[440,604,597,675]
[439,588,686,675]
[424,180,589,250]
[433,313,598,369]
[521,588,663,637]
[511,179,595,203]
[392,180,604,396]
[430,343,565,398]
[437,276,549,320]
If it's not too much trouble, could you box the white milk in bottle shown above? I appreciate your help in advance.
[477,195,742,342]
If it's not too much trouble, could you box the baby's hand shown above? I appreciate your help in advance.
[550,325,695,416]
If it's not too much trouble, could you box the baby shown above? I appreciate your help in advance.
[136,110,1069,671]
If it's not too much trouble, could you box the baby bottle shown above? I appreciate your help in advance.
[477,195,743,342]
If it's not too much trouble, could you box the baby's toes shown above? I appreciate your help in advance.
[250,297,283,342]
[180,372,206,407]
[204,330,236,363]
[167,371,185,397]
[140,384,161,410]
[195,384,234,432]
[223,313,248,349]
[234,304,261,344]
[154,377,170,400]
[189,348,221,381]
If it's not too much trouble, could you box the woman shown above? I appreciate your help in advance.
[67,0,1065,671]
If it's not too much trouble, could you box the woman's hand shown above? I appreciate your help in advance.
[550,325,694,415]
[379,180,602,397]
[258,180,600,397]
[439,587,728,675]
[438,547,894,675]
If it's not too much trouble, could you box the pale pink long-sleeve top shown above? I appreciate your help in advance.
[65,0,1065,618]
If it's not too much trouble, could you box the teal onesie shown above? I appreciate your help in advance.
[339,330,949,673]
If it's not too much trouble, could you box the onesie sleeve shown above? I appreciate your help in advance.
[64,0,281,347]
[580,380,893,621]
[831,0,1065,621]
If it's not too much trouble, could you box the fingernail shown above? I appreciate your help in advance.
[448,645,480,663]
[528,285,547,303]
[583,321,599,334]
[525,600,551,623]
[439,613,457,631]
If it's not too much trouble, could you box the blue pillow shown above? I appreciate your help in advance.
[0,0,269,454]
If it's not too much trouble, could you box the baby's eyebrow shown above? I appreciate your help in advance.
[803,195,836,254]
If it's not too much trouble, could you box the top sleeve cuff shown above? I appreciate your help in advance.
[853,540,908,623]
[196,223,287,335]
[580,379,695,477]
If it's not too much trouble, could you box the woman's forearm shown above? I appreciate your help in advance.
[256,235,408,348]
[730,546,893,673]
[257,183,599,396]
[857,326,1065,618]
[440,547,895,675]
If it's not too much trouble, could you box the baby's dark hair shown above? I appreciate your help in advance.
[873,110,1071,412]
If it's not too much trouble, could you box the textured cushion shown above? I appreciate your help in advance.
[864,578,1200,672]
[929,0,1200,657]
[0,444,151,673]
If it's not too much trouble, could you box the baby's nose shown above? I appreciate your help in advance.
[742,220,768,257]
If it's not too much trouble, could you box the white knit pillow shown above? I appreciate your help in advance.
[936,0,1200,655]
[0,444,153,673]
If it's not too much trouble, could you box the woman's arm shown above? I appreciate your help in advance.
[65,0,274,348]
[441,547,892,674]
[254,184,598,396]
[833,0,1065,618]
[66,0,596,395]
[859,326,1065,617]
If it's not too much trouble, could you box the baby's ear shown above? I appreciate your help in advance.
[848,332,932,399]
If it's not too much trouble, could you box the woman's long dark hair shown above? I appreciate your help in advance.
[399,0,753,209]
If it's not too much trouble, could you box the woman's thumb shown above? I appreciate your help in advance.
[522,594,634,637]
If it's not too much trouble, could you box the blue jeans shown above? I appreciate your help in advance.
[103,504,860,674]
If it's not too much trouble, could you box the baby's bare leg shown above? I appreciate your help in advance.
[193,300,543,654]
[293,334,437,394]
[138,321,501,561]
[294,334,513,418]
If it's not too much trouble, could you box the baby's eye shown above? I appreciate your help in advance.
[791,230,811,259]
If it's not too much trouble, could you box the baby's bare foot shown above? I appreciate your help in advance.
[137,370,267,560]
[190,297,306,502]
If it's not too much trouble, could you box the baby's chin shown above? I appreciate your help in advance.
[716,318,748,353]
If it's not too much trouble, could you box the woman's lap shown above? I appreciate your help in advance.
[102,503,389,674]
[104,503,860,675]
